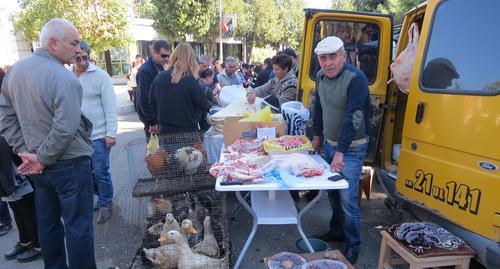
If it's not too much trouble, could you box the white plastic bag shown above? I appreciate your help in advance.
[281,101,309,135]
[389,23,420,94]
[218,85,247,107]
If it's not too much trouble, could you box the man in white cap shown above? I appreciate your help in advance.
[311,36,372,264]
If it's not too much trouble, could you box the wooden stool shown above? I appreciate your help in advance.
[378,230,473,269]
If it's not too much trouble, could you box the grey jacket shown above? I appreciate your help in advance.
[252,69,297,107]
[0,48,93,167]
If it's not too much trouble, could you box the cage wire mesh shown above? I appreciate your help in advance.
[129,132,215,197]
[129,190,230,269]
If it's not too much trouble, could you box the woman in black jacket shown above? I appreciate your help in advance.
[150,44,210,134]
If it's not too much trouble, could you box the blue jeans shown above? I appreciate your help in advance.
[0,201,12,225]
[91,139,113,208]
[31,157,96,269]
[324,140,368,250]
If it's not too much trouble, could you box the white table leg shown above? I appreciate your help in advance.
[234,191,258,269]
[296,190,325,253]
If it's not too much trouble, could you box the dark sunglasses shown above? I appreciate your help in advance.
[75,55,89,62]
[160,54,170,58]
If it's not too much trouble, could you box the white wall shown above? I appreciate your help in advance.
[0,0,32,67]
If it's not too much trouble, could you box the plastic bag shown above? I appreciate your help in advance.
[239,106,273,123]
[146,134,160,156]
[281,101,309,135]
[218,85,247,107]
[389,23,420,94]
[263,135,313,154]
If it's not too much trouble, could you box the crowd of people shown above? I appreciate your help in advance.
[0,14,372,267]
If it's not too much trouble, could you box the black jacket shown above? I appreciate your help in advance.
[136,58,164,125]
[0,136,22,197]
[253,66,273,88]
[150,70,210,134]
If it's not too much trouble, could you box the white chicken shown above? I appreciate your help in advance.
[174,147,204,175]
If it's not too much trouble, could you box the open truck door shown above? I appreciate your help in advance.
[297,9,393,163]
[394,0,500,266]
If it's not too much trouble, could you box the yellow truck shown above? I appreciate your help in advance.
[297,1,499,267]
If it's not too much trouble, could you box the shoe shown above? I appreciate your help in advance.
[0,223,12,236]
[16,247,41,263]
[5,242,31,260]
[96,207,112,224]
[344,247,359,264]
[316,231,345,242]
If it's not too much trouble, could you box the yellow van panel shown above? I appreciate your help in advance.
[397,139,500,241]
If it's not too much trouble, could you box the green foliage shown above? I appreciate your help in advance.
[276,0,304,50]
[152,0,216,41]
[133,0,157,19]
[377,0,424,24]
[12,0,130,51]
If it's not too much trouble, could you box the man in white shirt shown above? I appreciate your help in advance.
[73,40,118,224]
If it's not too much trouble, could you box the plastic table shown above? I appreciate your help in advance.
[215,154,348,269]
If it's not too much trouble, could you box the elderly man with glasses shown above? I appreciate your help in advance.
[136,40,171,140]
[73,40,117,224]
[217,57,241,88]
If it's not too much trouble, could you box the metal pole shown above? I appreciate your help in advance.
[219,0,223,62]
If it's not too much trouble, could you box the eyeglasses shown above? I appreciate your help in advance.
[160,54,170,58]
[75,55,89,62]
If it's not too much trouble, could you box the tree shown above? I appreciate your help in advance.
[12,0,130,52]
[276,0,304,50]
[133,0,157,19]
[151,0,216,42]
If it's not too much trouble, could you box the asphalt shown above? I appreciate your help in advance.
[0,84,406,269]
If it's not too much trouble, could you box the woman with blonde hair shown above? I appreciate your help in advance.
[149,44,210,134]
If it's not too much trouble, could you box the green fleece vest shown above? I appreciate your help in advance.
[317,69,366,142]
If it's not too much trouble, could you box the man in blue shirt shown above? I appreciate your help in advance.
[312,36,372,265]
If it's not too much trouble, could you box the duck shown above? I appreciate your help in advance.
[164,230,227,269]
[192,216,220,258]
[143,219,198,269]
[148,213,180,238]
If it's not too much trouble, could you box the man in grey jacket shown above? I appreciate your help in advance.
[0,19,96,269]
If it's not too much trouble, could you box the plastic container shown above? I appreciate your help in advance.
[296,238,331,252]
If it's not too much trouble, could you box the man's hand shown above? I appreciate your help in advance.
[149,125,158,135]
[312,136,321,153]
[247,93,256,105]
[331,151,344,172]
[104,136,116,149]
[17,152,44,176]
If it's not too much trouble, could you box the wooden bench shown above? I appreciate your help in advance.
[378,230,474,269]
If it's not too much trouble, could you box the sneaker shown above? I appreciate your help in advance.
[17,247,41,263]
[315,231,345,242]
[96,207,112,224]
[343,247,359,264]
[0,223,12,236]
[5,242,31,260]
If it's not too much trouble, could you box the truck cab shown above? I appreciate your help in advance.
[297,1,500,267]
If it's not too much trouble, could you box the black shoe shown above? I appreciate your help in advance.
[5,243,31,260]
[316,231,345,242]
[96,207,112,224]
[16,247,41,263]
[0,223,12,236]
[344,247,359,264]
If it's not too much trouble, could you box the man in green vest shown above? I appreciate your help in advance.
[312,36,372,265]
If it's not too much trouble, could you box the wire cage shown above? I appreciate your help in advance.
[127,132,216,197]
[129,190,230,269]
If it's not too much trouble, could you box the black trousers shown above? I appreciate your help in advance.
[8,191,39,248]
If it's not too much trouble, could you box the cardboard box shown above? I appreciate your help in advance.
[223,116,285,146]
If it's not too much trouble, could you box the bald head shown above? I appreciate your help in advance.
[39,19,81,64]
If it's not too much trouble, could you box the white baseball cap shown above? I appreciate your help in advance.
[314,36,344,55]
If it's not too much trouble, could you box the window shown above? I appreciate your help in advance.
[310,20,381,84]
[420,0,500,94]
